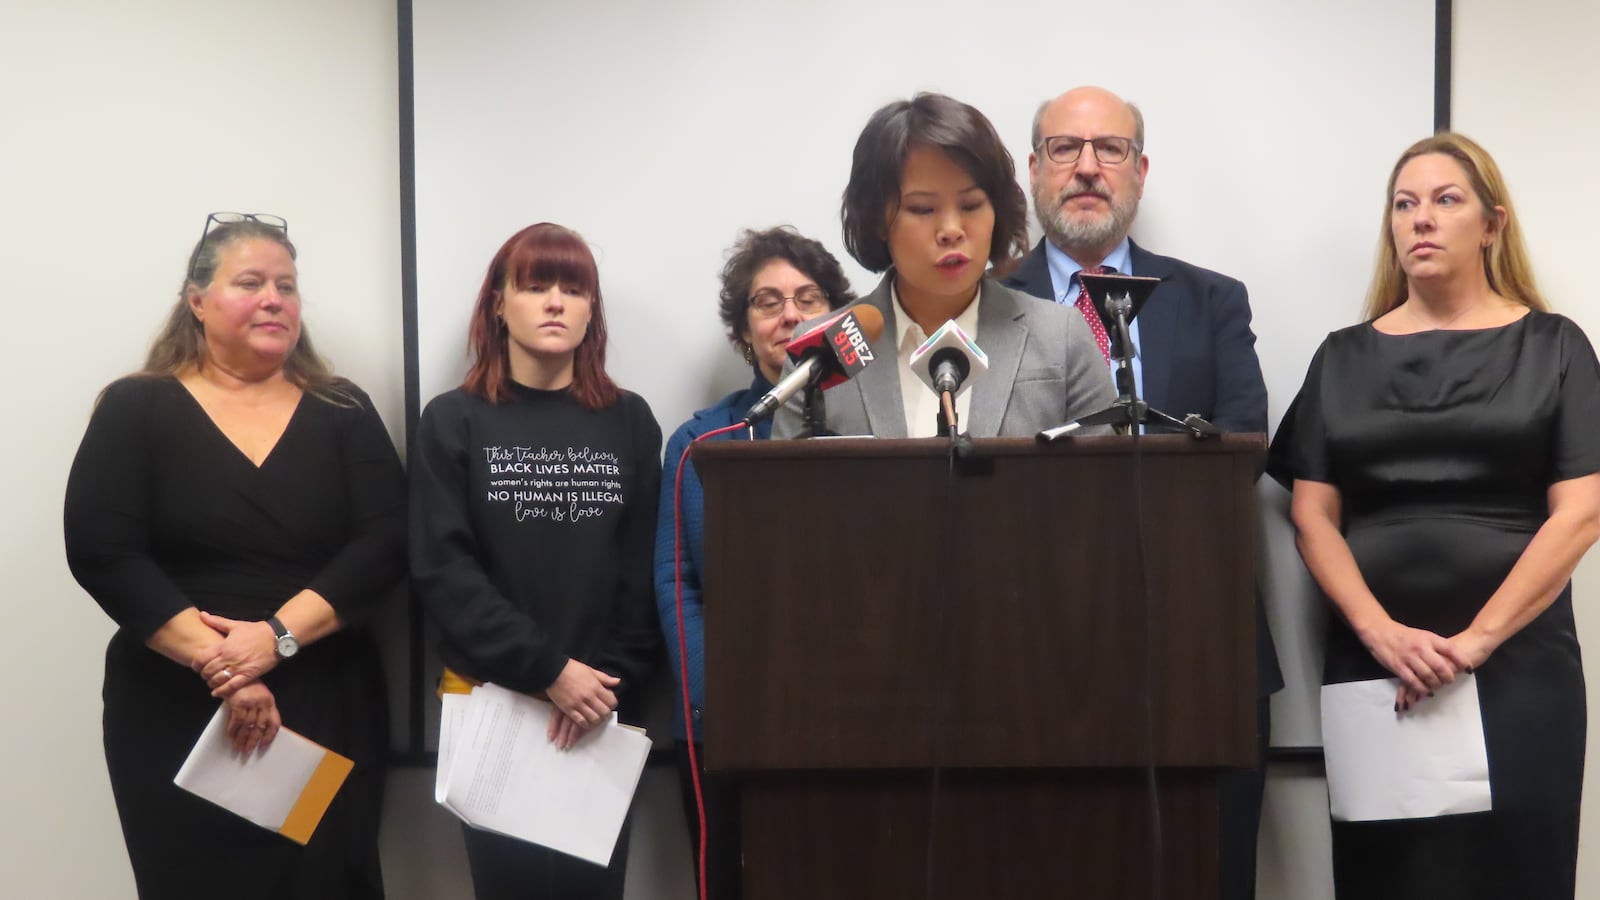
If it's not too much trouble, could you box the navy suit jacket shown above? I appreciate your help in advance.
[1003,238,1283,696]
[1003,238,1268,432]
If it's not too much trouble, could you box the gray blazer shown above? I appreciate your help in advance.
[773,273,1116,438]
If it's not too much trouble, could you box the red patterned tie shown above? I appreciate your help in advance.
[1073,266,1111,363]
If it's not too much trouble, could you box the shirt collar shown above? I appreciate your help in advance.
[1043,237,1133,303]
[890,279,985,349]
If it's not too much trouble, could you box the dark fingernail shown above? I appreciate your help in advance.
[1466,666,1474,673]
[1427,691,1435,698]
[1393,703,1399,712]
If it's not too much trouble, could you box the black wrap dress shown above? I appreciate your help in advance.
[1271,311,1600,899]
[64,376,406,900]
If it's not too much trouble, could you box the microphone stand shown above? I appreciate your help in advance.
[934,391,977,461]
[801,378,829,437]
[938,392,958,440]
[1038,288,1219,441]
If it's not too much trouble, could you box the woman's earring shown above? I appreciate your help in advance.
[743,344,754,365]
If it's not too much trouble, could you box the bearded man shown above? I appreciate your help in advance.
[1002,85,1281,900]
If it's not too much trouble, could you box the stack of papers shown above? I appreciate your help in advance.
[174,706,354,845]
[435,682,652,866]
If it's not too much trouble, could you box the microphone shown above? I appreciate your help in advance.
[909,319,989,399]
[743,303,886,425]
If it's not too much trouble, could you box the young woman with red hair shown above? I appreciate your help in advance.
[410,223,662,899]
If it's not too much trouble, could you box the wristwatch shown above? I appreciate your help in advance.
[267,615,300,659]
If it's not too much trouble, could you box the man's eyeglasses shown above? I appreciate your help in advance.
[187,212,289,283]
[1036,136,1140,166]
[749,285,829,319]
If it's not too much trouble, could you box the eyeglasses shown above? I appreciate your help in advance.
[748,285,829,319]
[1036,136,1140,166]
[186,212,289,282]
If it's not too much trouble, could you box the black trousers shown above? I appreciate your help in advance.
[1217,697,1271,900]
[460,814,632,900]
[675,741,743,900]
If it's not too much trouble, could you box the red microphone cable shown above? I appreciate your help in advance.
[674,420,749,900]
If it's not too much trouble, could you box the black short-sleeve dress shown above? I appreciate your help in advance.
[63,376,407,900]
[1269,311,1600,899]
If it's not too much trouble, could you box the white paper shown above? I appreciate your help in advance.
[435,692,471,804]
[173,706,328,831]
[1321,674,1492,821]
[437,683,651,866]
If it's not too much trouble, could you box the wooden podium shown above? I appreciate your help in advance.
[692,434,1264,900]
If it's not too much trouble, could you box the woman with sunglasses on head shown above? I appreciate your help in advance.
[64,213,406,899]
[410,223,662,900]
[773,93,1114,439]
[653,225,855,898]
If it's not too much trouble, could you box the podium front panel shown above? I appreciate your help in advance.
[740,770,1218,900]
[695,435,1262,772]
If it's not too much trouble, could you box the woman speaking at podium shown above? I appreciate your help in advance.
[1273,133,1600,899]
[773,92,1113,439]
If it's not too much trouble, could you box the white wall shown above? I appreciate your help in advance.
[411,0,1437,763]
[1439,0,1600,892]
[411,0,1433,459]
[410,2,1435,897]
[0,1,401,895]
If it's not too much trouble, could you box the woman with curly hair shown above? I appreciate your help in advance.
[652,225,854,898]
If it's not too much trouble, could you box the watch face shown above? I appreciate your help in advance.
[277,634,300,658]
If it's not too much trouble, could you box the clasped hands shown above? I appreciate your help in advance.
[1361,616,1495,713]
[190,612,282,754]
[544,659,622,751]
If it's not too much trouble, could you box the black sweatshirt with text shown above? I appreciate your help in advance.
[410,383,663,700]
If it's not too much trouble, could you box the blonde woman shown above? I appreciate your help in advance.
[1271,135,1600,899]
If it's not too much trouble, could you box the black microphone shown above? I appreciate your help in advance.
[932,350,969,394]
[909,319,989,397]
[743,304,886,425]
[908,320,990,436]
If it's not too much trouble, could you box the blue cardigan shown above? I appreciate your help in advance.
[652,372,773,740]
